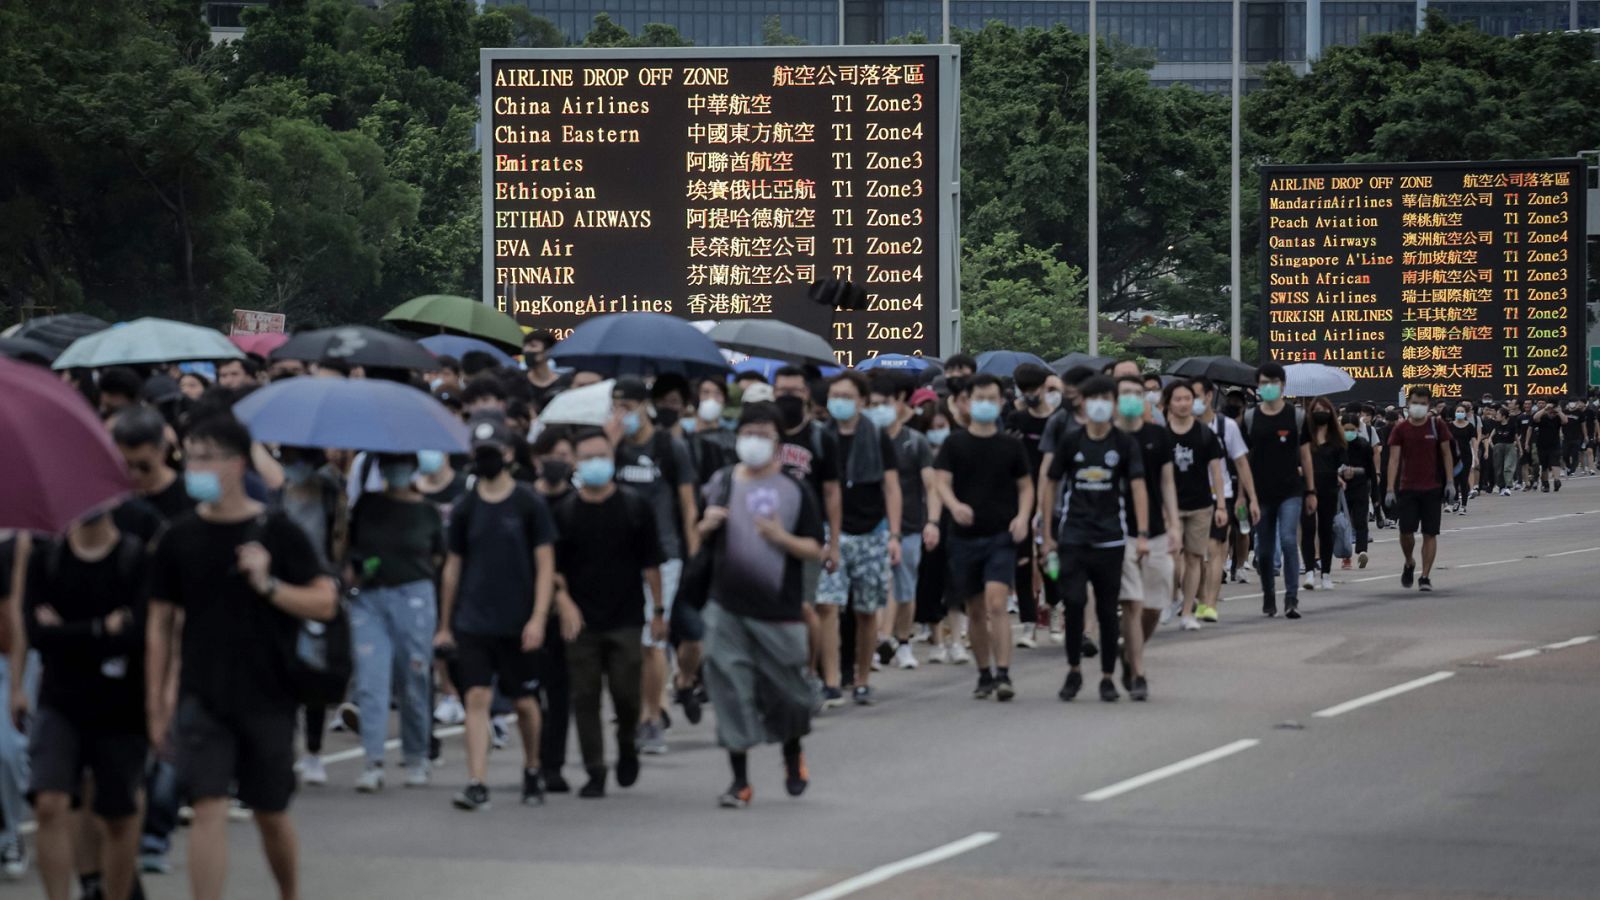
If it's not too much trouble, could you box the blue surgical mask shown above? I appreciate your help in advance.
[1085,398,1114,423]
[622,411,641,436]
[184,470,222,503]
[970,399,1001,424]
[1192,397,1207,416]
[865,404,897,429]
[1118,394,1145,419]
[681,417,697,433]
[1259,384,1283,403]
[576,457,615,488]
[1455,411,1467,421]
[381,464,417,490]
[417,450,445,474]
[1343,430,1358,442]
[927,427,950,446]
[827,398,858,421]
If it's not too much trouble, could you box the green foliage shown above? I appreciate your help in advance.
[762,16,806,46]
[959,232,1088,358]
[583,13,691,48]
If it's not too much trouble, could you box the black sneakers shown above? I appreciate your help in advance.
[542,768,570,794]
[675,685,703,725]
[973,671,996,699]
[994,674,1015,702]
[452,782,490,812]
[1130,676,1149,702]
[521,768,546,806]
[1285,603,1302,620]
[1418,576,1433,592]
[616,752,640,788]
[1099,678,1120,703]
[580,768,606,799]
[718,782,753,809]
[1081,636,1099,658]
[1401,563,1416,589]
[1058,670,1083,702]
[784,750,809,797]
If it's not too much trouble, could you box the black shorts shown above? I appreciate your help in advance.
[945,532,1016,600]
[1395,488,1443,537]
[175,695,296,813]
[455,632,544,698]
[27,707,147,819]
[1209,501,1238,543]
[670,600,706,644]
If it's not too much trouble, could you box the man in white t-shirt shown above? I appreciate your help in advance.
[1191,378,1257,622]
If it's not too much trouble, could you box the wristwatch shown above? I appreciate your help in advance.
[888,532,902,540]
[652,607,666,617]
[260,576,280,601]
[1136,530,1150,538]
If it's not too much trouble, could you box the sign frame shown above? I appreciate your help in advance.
[479,44,962,361]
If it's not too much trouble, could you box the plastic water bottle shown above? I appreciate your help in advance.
[1237,501,1251,535]
[1045,551,1061,581]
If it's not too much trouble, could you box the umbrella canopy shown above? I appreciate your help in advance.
[1284,363,1356,397]
[418,334,516,367]
[233,377,469,454]
[53,318,242,370]
[706,319,838,368]
[732,356,843,381]
[0,357,130,532]
[538,378,615,426]
[230,332,288,357]
[13,313,110,352]
[855,353,941,373]
[975,350,1049,377]
[383,294,525,351]
[272,326,437,371]
[548,312,731,380]
[1164,355,1257,387]
[0,336,60,365]
[1049,352,1115,375]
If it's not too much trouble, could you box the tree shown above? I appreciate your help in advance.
[762,15,806,46]
[583,13,691,47]
[495,6,566,48]
[959,232,1089,358]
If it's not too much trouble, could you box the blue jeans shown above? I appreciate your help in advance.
[1254,496,1302,606]
[0,653,38,841]
[350,581,437,767]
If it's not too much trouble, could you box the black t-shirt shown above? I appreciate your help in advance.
[934,430,1030,539]
[1562,411,1585,441]
[349,494,445,587]
[552,488,663,632]
[146,476,197,521]
[150,510,324,713]
[707,468,824,622]
[1533,413,1564,447]
[1308,439,1344,488]
[1514,412,1535,443]
[836,428,899,535]
[26,535,148,733]
[112,496,166,545]
[691,428,737,486]
[1448,421,1477,463]
[1124,424,1173,538]
[1168,421,1223,512]
[1048,428,1145,548]
[446,484,557,637]
[1038,407,1083,458]
[778,421,841,509]
[1246,406,1309,504]
[1488,419,1517,444]
[890,426,934,532]
[528,372,573,413]
[420,469,470,522]
[1006,408,1053,483]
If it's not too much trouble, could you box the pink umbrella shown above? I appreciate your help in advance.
[0,357,130,532]
[231,332,288,356]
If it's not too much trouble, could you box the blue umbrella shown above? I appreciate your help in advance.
[855,353,941,373]
[975,350,1049,377]
[548,312,730,379]
[733,356,842,381]
[418,334,516,367]
[233,377,469,453]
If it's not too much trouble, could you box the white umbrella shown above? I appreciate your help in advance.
[1284,363,1356,397]
[53,317,243,370]
[538,378,615,426]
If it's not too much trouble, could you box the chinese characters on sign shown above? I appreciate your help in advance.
[1260,160,1586,400]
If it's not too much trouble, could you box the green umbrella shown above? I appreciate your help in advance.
[382,294,525,352]
[52,318,243,370]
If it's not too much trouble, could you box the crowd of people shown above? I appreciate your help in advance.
[1,328,1598,900]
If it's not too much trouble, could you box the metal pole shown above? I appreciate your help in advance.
[1230,0,1242,360]
[839,0,845,44]
[1087,0,1099,354]
[942,0,950,43]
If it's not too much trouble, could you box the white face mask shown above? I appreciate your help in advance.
[1045,390,1063,412]
[698,398,724,422]
[1085,398,1114,424]
[736,435,776,468]
[1408,403,1430,421]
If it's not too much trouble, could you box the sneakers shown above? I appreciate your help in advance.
[139,852,171,875]
[718,782,753,809]
[784,751,809,797]
[1554,479,1562,492]
[948,643,972,665]
[452,782,490,811]
[636,720,668,754]
[1501,488,1511,497]
[298,754,327,787]
[1130,676,1149,702]
[1303,569,1317,591]
[926,643,949,665]
[1195,604,1219,623]
[405,764,431,788]
[1158,598,1182,626]
[853,685,874,706]
[1180,615,1202,631]
[1321,574,1335,590]
[0,835,26,879]
[434,694,466,725]
[616,752,640,788]
[994,674,1016,702]
[1058,670,1083,702]
[1016,624,1038,649]
[821,687,846,709]
[491,715,511,750]
[1341,558,1353,570]
[1401,563,1415,589]
[521,768,546,806]
[337,701,362,736]
[542,768,569,794]
[580,767,607,799]
[973,672,996,699]
[1285,604,1302,620]
[1418,576,1433,592]
[876,638,897,666]
[1049,606,1065,642]
[355,765,385,793]
[1081,636,1098,658]
[675,685,703,725]
[893,642,918,669]
[1263,596,1278,618]
[1099,678,1120,703]
[1359,550,1369,568]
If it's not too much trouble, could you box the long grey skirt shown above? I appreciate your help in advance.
[702,602,816,752]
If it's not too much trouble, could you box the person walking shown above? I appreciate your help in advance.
[868,374,938,670]
[1446,404,1479,515]
[1163,381,1228,631]
[1243,364,1316,618]
[1384,387,1456,592]
[1110,376,1175,697]
[1338,414,1376,569]
[1299,397,1345,592]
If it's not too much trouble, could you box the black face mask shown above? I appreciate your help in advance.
[473,446,506,479]
[775,395,807,430]
[1311,410,1333,425]
[539,459,572,486]
[1022,392,1042,409]
[654,407,681,429]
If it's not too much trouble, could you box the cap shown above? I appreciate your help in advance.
[741,382,775,404]
[467,412,512,449]
[909,387,938,408]
[613,377,648,403]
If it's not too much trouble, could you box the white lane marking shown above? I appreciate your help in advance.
[793,832,1000,900]
[1312,672,1455,718]
[1457,559,1522,569]
[321,725,465,765]
[1079,739,1260,803]
[1545,547,1600,558]
[1540,635,1598,651]
[1495,648,1543,661]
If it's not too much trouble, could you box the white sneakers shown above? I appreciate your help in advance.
[1159,597,1182,626]
[1180,616,1202,631]
[948,643,972,665]
[893,642,918,670]
[1303,568,1318,590]
[356,767,385,793]
[1049,607,1065,643]
[1358,550,1369,568]
[1320,573,1335,590]
[298,754,327,787]
[927,644,948,664]
[434,694,466,726]
[1016,624,1038,649]
[405,764,430,788]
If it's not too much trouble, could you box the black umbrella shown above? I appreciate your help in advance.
[706,319,838,368]
[1049,352,1115,376]
[13,313,110,352]
[271,326,438,371]
[1164,355,1257,387]
[0,336,60,365]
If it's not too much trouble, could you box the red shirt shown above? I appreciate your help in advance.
[1388,417,1449,492]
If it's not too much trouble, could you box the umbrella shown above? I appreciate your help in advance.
[53,318,243,370]
[418,334,516,367]
[538,378,616,426]
[975,350,1049,377]
[548,312,731,380]
[706,319,838,368]
[233,377,469,454]
[0,357,130,532]
[856,353,941,373]
[1284,363,1356,397]
[383,294,525,352]
[13,313,110,352]
[230,332,288,357]
[1049,352,1115,375]
[271,326,437,371]
[1164,355,1257,387]
[0,336,60,365]
[733,356,843,381]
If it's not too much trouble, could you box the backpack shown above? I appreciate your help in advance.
[677,465,736,611]
[248,514,353,708]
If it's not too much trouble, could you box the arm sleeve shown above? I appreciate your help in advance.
[1122,432,1146,481]
[793,480,824,543]
[447,498,470,556]
[633,492,666,567]
[269,515,325,585]
[1007,438,1029,479]
[525,491,558,549]
[933,441,952,472]
[879,432,899,471]
[1222,419,1249,460]
[671,438,695,487]
[148,530,180,607]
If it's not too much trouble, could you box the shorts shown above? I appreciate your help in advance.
[27,706,147,819]
[1209,502,1238,543]
[645,557,683,649]
[1395,488,1444,537]
[890,533,924,602]
[455,632,544,698]
[818,525,891,613]
[945,532,1016,599]
[175,695,296,813]
[1119,534,1175,605]
[1177,508,1213,557]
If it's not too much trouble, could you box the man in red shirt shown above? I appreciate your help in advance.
[1384,386,1456,592]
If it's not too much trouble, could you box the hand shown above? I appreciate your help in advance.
[9,685,28,733]
[699,506,728,536]
[148,707,172,756]
[754,515,791,547]
[1305,493,1319,516]
[1248,501,1261,525]
[236,542,273,595]
[34,604,63,628]
[824,541,841,574]
[887,536,902,567]
[1169,535,1182,558]
[103,608,131,636]
[921,521,941,551]
[949,502,975,527]
[1444,483,1457,503]
[432,629,456,651]
[649,613,668,644]
[1041,536,1057,559]
[1136,536,1150,560]
[1214,507,1229,529]
[557,601,584,643]
[1008,515,1028,544]
[521,616,547,652]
